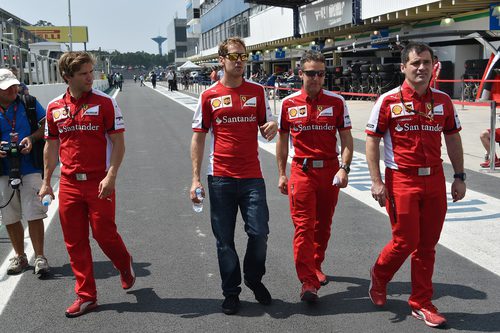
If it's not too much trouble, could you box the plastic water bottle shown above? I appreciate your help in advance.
[192,188,204,213]
[41,194,52,206]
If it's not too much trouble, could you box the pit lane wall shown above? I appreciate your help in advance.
[26,80,109,108]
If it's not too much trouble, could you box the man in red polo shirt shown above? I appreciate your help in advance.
[39,51,135,318]
[365,42,466,328]
[276,50,353,302]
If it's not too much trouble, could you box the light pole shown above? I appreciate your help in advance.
[68,0,73,51]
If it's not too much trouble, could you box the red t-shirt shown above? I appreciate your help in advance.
[192,80,273,178]
[279,89,351,159]
[365,81,461,169]
[45,89,125,177]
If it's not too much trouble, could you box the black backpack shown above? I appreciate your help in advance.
[0,95,45,177]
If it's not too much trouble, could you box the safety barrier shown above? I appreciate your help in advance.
[1,41,63,85]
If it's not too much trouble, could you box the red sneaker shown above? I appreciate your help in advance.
[368,266,386,307]
[315,269,329,286]
[411,303,447,328]
[65,297,97,318]
[120,256,136,290]
[300,282,318,302]
[480,157,500,168]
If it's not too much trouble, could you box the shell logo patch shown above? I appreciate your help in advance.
[211,98,222,110]
[389,103,412,118]
[288,105,308,119]
[392,105,403,115]
[52,107,68,121]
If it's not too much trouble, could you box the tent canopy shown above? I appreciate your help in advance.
[178,61,202,70]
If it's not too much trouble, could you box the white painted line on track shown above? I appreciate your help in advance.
[152,84,500,277]
[0,88,120,316]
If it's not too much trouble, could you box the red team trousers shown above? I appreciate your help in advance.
[373,166,447,307]
[288,159,340,289]
[58,174,131,300]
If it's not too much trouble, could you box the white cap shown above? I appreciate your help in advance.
[0,68,20,90]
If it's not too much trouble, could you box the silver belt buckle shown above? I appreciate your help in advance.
[418,167,431,176]
[76,173,87,181]
[312,160,324,168]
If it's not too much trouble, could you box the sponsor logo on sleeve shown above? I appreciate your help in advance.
[433,104,444,115]
[242,96,257,107]
[83,105,100,116]
[318,106,333,117]
[390,102,412,118]
[288,105,308,119]
[52,107,68,121]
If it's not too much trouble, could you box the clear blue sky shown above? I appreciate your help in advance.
[0,0,186,54]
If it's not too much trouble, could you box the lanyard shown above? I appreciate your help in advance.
[398,86,434,121]
[0,103,18,132]
[63,91,92,119]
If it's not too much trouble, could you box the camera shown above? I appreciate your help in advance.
[0,132,26,189]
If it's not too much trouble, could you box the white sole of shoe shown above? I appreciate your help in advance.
[411,310,446,328]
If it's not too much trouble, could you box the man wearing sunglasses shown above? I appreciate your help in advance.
[365,42,466,328]
[190,37,277,315]
[276,50,353,302]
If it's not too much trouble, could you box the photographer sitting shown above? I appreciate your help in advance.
[0,69,49,276]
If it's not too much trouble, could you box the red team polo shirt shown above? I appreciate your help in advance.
[192,79,273,178]
[45,89,125,177]
[365,81,461,169]
[278,89,352,159]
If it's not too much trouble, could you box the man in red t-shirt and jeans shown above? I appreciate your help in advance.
[190,37,277,315]
[40,51,135,318]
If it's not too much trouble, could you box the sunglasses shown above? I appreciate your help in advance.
[225,53,249,61]
[303,70,325,78]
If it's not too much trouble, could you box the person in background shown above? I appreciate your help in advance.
[0,68,49,276]
[431,55,441,89]
[9,66,29,96]
[479,124,500,167]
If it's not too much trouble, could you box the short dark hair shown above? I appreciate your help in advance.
[58,51,95,83]
[299,50,325,68]
[218,37,246,57]
[401,42,433,64]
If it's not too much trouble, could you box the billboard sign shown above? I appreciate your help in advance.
[24,26,89,43]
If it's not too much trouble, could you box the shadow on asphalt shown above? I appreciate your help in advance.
[38,260,152,280]
[93,275,498,331]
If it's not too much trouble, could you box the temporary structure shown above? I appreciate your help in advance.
[178,61,202,71]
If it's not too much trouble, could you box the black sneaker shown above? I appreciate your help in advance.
[222,295,240,315]
[244,280,272,305]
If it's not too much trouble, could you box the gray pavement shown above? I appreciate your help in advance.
[0,81,498,332]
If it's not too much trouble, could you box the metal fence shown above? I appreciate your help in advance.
[1,41,63,85]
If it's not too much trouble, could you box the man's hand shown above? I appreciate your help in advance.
[20,136,32,154]
[38,182,54,201]
[259,121,278,141]
[451,179,466,202]
[98,175,116,199]
[334,169,348,188]
[371,179,387,207]
[278,175,288,195]
[190,180,205,203]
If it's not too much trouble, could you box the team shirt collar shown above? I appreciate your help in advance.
[401,80,432,101]
[303,88,323,102]
[64,88,93,103]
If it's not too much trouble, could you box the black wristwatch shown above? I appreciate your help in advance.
[340,164,350,174]
[453,173,466,181]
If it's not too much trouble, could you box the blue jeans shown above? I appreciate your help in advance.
[207,176,270,297]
